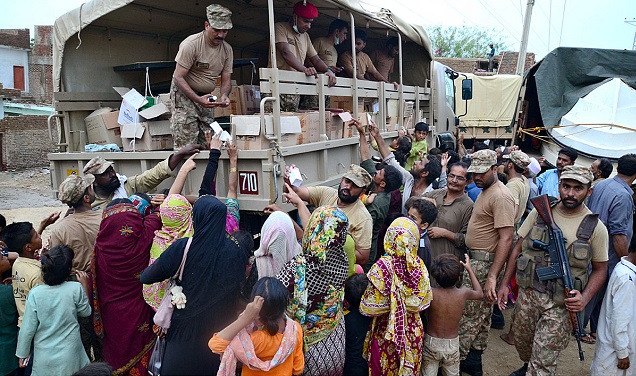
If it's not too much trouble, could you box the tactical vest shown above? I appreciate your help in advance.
[516,211,599,306]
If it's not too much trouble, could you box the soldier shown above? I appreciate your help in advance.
[458,149,515,376]
[271,1,337,112]
[503,150,531,226]
[170,4,234,149]
[497,166,609,375]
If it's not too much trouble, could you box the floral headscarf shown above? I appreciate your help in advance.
[276,206,349,346]
[361,217,432,368]
[143,194,194,310]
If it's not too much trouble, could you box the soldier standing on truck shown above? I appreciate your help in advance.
[271,1,337,112]
[496,166,609,376]
[170,4,234,149]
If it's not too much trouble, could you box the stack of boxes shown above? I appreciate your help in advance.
[84,88,416,151]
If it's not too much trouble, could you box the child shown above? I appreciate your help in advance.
[590,247,636,376]
[405,197,439,270]
[422,254,483,376]
[404,122,429,171]
[360,217,433,375]
[209,277,304,376]
[343,274,371,376]
[15,245,92,376]
[3,222,43,328]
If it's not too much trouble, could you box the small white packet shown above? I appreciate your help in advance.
[288,165,303,187]
[338,112,353,122]
[210,121,223,134]
[219,130,232,144]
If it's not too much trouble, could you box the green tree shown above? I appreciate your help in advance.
[428,25,512,58]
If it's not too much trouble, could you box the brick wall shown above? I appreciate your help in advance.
[0,115,58,170]
[0,29,30,49]
[28,26,53,104]
[436,52,536,75]
[434,57,482,73]
[497,52,536,75]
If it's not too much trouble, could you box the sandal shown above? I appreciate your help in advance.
[581,333,596,344]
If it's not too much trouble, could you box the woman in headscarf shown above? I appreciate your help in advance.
[140,195,247,374]
[360,217,433,376]
[91,198,162,375]
[142,194,194,310]
[254,211,301,278]
[276,206,350,376]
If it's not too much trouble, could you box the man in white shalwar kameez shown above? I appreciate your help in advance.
[590,252,636,376]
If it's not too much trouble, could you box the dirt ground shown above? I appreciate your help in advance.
[0,169,595,375]
[0,169,65,241]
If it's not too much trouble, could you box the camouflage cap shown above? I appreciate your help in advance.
[467,149,497,174]
[83,156,113,175]
[560,165,594,185]
[58,174,95,204]
[343,164,372,188]
[206,4,233,30]
[503,150,531,169]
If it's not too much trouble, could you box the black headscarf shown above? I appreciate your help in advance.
[168,195,246,339]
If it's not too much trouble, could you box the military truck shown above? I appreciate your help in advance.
[48,0,463,225]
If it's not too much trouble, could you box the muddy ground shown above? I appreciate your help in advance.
[0,169,595,375]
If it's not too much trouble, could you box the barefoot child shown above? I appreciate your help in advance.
[209,277,304,375]
[422,254,483,376]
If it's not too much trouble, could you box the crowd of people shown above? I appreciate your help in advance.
[2,117,635,376]
[1,1,634,375]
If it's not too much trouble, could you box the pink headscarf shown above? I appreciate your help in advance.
[217,317,299,376]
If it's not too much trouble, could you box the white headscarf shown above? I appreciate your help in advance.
[254,212,301,278]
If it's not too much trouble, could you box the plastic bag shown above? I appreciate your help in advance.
[147,337,166,376]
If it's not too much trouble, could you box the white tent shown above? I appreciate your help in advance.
[549,78,636,159]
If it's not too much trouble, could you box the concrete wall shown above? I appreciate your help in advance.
[0,46,30,91]
[0,115,58,170]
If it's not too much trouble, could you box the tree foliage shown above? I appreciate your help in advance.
[428,25,512,58]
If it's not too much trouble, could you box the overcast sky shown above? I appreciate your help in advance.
[1,0,634,59]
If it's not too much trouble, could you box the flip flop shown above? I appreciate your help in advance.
[581,333,596,344]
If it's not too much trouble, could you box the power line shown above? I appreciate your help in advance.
[548,0,552,50]
[559,0,567,45]
[477,0,522,44]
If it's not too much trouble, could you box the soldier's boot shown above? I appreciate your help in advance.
[491,303,505,329]
[509,363,528,376]
[459,349,483,376]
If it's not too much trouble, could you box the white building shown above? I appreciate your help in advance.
[0,29,30,92]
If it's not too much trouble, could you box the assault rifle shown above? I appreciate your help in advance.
[530,194,585,361]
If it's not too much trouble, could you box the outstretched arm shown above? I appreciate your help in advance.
[169,154,198,195]
[199,133,223,197]
[227,142,239,200]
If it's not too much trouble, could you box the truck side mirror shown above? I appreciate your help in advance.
[461,79,473,100]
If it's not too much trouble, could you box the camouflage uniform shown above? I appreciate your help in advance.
[170,4,233,150]
[298,95,330,110]
[280,93,301,112]
[170,81,215,149]
[513,287,570,375]
[458,258,494,359]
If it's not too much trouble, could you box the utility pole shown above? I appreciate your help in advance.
[516,0,535,75]
[626,18,636,50]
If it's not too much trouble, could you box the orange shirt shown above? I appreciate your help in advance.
[208,322,305,375]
